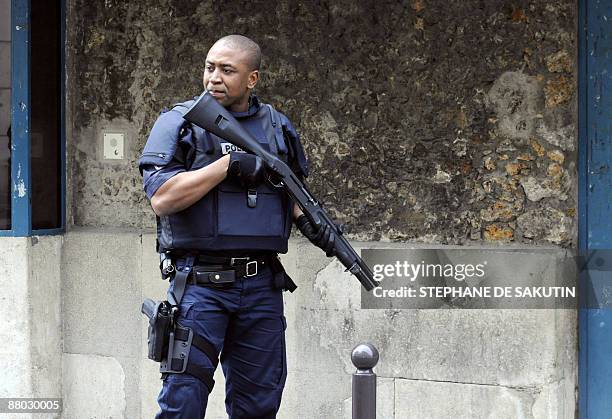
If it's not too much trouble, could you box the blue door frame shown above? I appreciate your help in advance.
[579,0,612,417]
[1,0,66,237]
[8,0,31,236]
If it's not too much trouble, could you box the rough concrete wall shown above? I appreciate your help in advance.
[28,236,63,401]
[0,237,63,416]
[283,241,577,418]
[61,230,143,419]
[67,0,576,247]
[0,239,32,398]
[60,232,576,419]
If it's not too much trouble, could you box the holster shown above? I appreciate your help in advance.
[141,298,173,362]
[139,257,217,392]
[141,297,217,392]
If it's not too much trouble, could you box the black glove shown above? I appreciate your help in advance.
[228,152,265,187]
[296,214,336,257]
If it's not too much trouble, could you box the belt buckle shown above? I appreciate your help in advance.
[230,257,250,266]
[245,260,258,277]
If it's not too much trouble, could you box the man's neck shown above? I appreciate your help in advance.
[228,95,251,113]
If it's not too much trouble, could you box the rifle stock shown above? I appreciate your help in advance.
[183,91,378,291]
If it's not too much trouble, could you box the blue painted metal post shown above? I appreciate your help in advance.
[10,0,31,236]
[578,0,612,417]
[351,343,378,419]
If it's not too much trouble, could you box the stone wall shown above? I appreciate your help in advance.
[67,0,576,246]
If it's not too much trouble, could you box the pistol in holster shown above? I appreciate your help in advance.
[141,298,175,362]
[140,297,215,390]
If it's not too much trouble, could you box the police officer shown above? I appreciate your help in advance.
[139,35,335,418]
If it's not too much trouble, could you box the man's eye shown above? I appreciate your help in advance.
[206,66,214,72]
[223,69,233,74]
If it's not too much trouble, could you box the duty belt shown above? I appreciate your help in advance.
[189,256,269,286]
[163,252,296,293]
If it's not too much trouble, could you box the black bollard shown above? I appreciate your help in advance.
[351,343,379,419]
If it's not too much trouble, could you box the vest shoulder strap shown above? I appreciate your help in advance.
[265,104,289,156]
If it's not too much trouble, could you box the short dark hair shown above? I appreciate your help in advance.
[214,34,261,71]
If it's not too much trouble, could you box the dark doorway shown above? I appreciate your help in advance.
[0,2,10,230]
[30,0,62,229]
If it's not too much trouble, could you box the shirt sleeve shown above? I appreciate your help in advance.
[142,160,186,200]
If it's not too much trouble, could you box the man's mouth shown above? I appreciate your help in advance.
[208,89,226,98]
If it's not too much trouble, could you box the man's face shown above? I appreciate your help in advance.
[203,42,259,112]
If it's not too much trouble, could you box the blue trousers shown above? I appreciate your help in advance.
[155,265,287,419]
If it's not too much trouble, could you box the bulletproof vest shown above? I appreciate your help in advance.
[156,102,293,254]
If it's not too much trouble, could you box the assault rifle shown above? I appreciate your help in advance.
[183,91,377,291]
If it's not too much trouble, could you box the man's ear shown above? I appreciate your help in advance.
[247,70,259,89]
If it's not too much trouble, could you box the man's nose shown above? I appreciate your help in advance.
[209,68,222,83]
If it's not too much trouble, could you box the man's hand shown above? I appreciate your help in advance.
[228,152,265,187]
[295,214,336,256]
